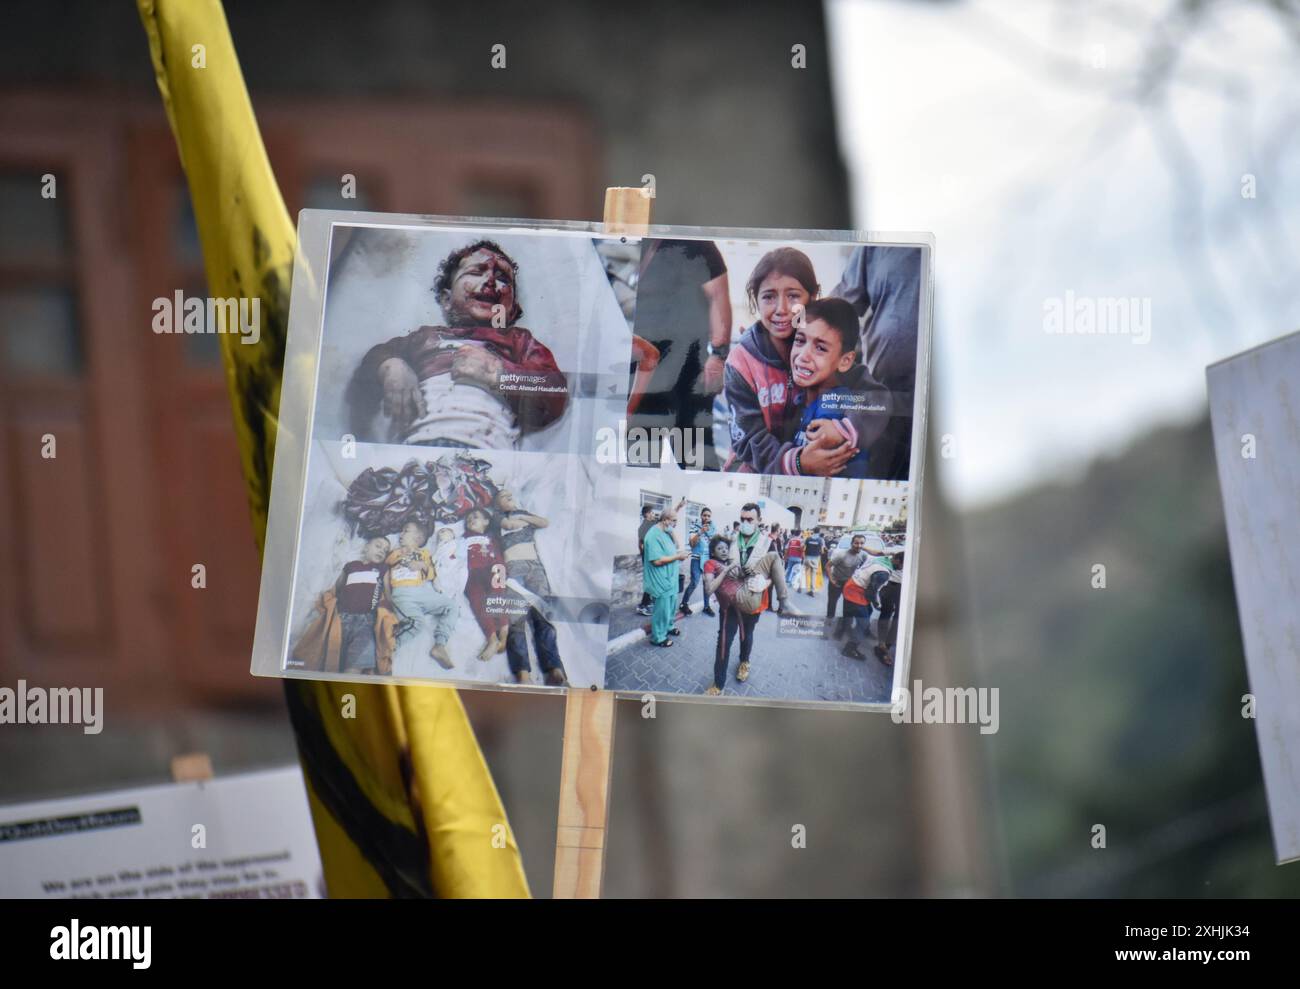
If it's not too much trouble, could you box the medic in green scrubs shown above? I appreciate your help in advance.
[642,508,689,645]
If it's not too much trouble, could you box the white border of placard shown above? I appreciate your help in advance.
[251,210,934,713]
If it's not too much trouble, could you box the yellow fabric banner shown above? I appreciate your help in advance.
[136,0,530,898]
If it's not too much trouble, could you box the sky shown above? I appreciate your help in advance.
[827,0,1300,508]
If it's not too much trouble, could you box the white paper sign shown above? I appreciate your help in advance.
[0,765,325,898]
[1208,329,1300,864]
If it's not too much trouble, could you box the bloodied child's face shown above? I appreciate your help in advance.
[442,248,517,327]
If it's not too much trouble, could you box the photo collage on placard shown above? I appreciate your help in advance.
[280,223,926,704]
[598,239,924,705]
[285,225,631,688]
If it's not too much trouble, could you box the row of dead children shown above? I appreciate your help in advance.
[294,488,567,685]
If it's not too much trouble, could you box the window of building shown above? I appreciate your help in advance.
[641,491,671,515]
[0,170,83,376]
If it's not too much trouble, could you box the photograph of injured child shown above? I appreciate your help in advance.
[314,224,631,456]
[601,467,910,705]
[285,441,610,688]
[620,239,924,480]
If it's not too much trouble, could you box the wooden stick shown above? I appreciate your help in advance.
[170,752,214,783]
[551,187,651,899]
[552,688,617,898]
[602,185,652,232]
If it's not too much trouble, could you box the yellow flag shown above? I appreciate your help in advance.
[136,0,530,898]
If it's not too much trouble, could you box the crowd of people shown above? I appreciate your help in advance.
[634,501,905,695]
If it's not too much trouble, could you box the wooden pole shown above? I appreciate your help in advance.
[551,187,651,899]
[552,688,617,898]
[601,185,653,231]
[170,752,214,783]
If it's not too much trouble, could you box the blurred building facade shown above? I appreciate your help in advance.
[0,0,989,896]
[763,476,828,531]
[826,478,908,529]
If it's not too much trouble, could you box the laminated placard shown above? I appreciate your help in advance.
[251,211,933,710]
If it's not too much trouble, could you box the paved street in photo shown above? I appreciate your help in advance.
[605,566,894,703]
